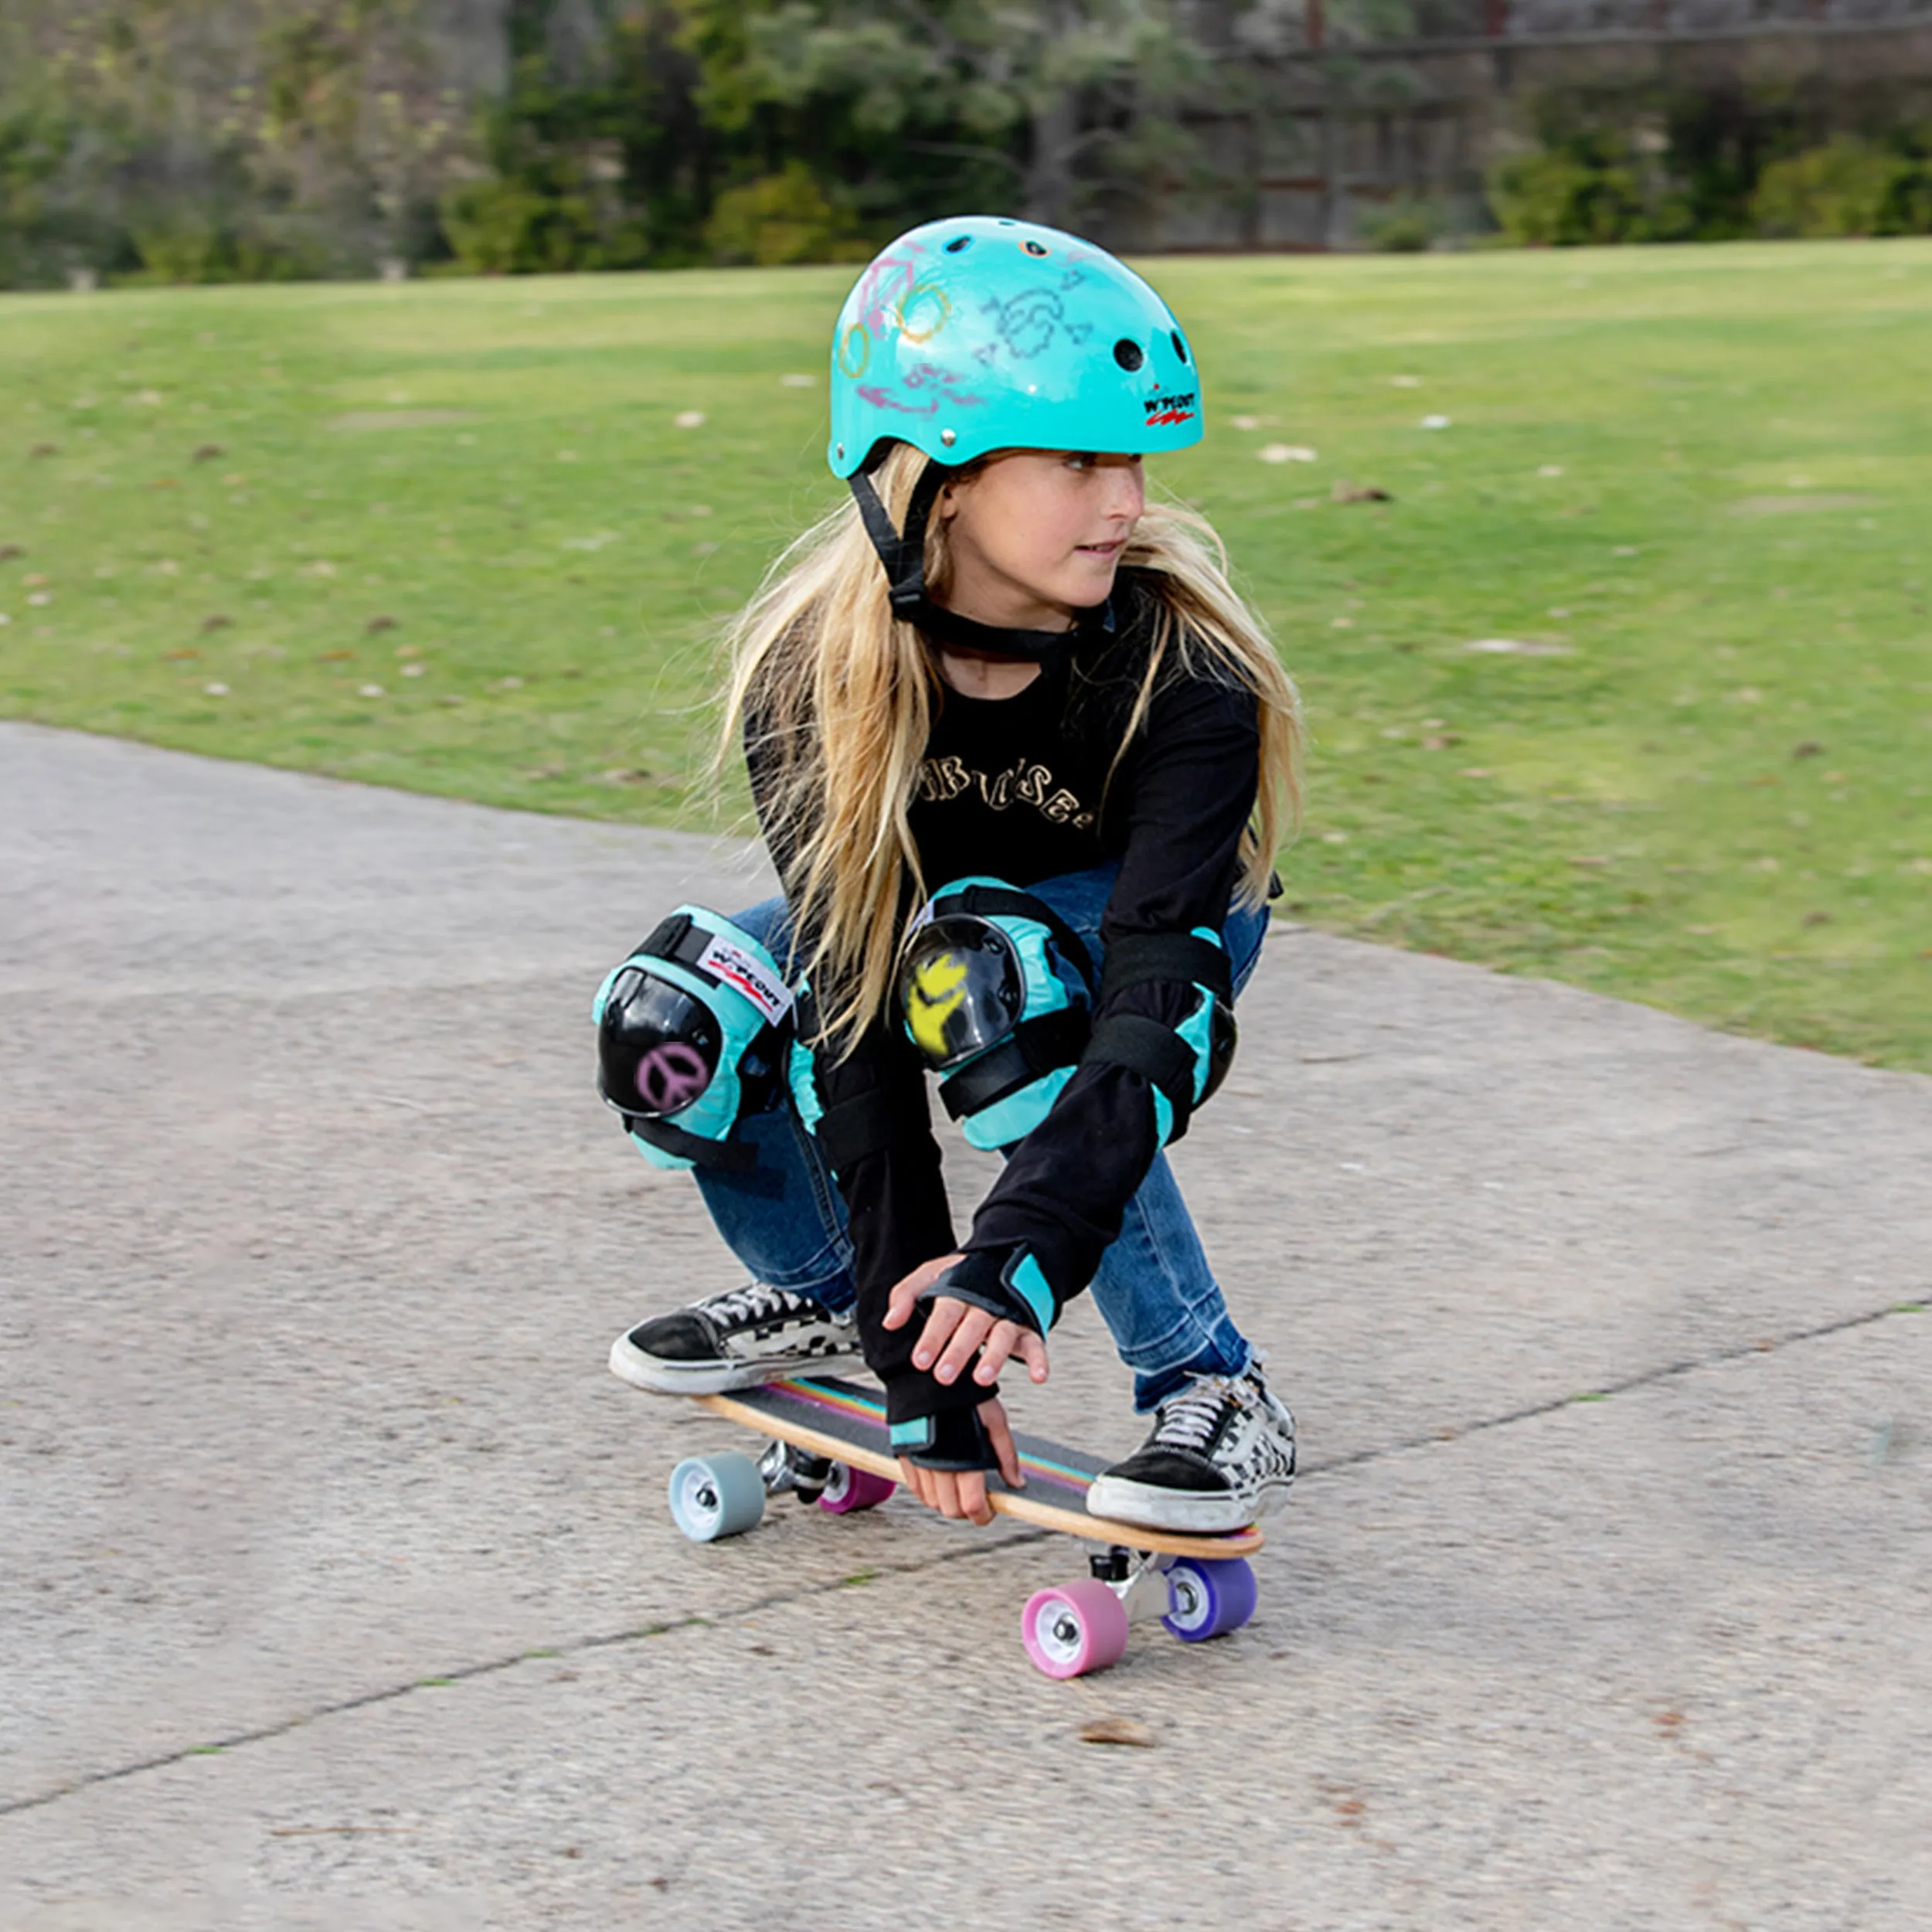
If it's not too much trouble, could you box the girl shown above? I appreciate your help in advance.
[600,215,1301,1534]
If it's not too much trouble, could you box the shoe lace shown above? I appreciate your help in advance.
[702,1281,806,1328]
[1151,1376,1240,1452]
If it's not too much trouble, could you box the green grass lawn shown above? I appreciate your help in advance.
[2,242,1929,1070]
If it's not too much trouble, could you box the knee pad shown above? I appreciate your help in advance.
[897,877,1095,1151]
[594,907,794,1171]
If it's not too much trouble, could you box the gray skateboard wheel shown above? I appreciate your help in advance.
[668,1451,766,1542]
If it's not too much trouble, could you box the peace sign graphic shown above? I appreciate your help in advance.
[633,1041,713,1116]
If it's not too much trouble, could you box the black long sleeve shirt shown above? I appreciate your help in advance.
[747,570,1261,1420]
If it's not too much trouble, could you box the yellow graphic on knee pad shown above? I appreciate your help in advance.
[906,951,969,1060]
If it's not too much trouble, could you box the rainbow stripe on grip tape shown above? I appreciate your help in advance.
[775,1379,1095,1496]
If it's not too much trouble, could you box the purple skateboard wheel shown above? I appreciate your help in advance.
[1161,1556,1258,1641]
[818,1464,896,1515]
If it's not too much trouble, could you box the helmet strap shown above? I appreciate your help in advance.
[849,457,947,615]
[846,457,1115,665]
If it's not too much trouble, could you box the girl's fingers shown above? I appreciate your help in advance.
[912,1295,967,1369]
[981,1401,1023,1489]
[973,1319,1018,1384]
[955,1471,993,1525]
[940,1471,987,1522]
[931,1306,995,1386]
[1016,1331,1051,1384]
[896,1458,998,1523]
[886,1253,967,1332]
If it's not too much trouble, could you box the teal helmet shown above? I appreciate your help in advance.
[827,216,1202,478]
[828,216,1202,661]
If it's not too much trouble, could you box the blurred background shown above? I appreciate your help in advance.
[5,0,1932,281]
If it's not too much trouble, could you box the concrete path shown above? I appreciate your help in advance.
[3,719,1928,1930]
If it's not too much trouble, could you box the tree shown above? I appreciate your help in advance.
[0,0,478,283]
[730,0,1214,242]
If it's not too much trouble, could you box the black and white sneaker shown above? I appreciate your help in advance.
[608,1284,861,1396]
[1086,1366,1296,1534]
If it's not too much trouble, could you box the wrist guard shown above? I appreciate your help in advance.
[925,1246,1057,1338]
[884,1395,999,1471]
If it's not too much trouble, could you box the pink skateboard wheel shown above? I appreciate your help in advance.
[1021,1579,1131,1679]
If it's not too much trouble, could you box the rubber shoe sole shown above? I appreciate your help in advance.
[1085,1468,1294,1536]
[607,1328,862,1397]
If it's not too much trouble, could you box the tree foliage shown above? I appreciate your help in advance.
[0,0,1244,284]
[5,1,1930,284]
[1751,133,1932,239]
[0,0,472,284]
[1488,90,1932,248]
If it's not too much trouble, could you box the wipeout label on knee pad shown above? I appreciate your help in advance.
[695,933,794,1028]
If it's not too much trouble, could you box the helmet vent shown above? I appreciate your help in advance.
[1112,338,1145,372]
[1023,239,1049,256]
[945,235,974,253]
[1172,330,1189,363]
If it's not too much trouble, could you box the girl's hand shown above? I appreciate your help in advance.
[883,1254,1051,1389]
[896,1396,1024,1526]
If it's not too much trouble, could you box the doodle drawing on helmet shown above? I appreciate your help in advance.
[602,209,1307,1679]
[828,215,1203,478]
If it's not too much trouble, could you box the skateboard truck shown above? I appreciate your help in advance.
[756,1437,833,1505]
[1090,1546,1181,1624]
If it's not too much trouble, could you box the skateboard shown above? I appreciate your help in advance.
[665,1374,1265,1679]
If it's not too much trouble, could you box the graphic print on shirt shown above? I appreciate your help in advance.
[916,754,1096,830]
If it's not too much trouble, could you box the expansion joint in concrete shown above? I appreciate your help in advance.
[0,1528,1049,1824]
[7,1293,1923,1824]
[1305,1291,1928,1478]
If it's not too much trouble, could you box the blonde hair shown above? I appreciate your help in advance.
[718,440,1302,1046]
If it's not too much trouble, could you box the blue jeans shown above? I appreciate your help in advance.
[692,865,1268,1411]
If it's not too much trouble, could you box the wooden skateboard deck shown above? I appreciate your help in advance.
[698,1374,1264,1561]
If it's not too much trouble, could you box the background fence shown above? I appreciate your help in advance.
[4,0,1932,283]
[1162,0,1932,246]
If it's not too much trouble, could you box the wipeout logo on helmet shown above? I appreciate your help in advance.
[1144,390,1198,427]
